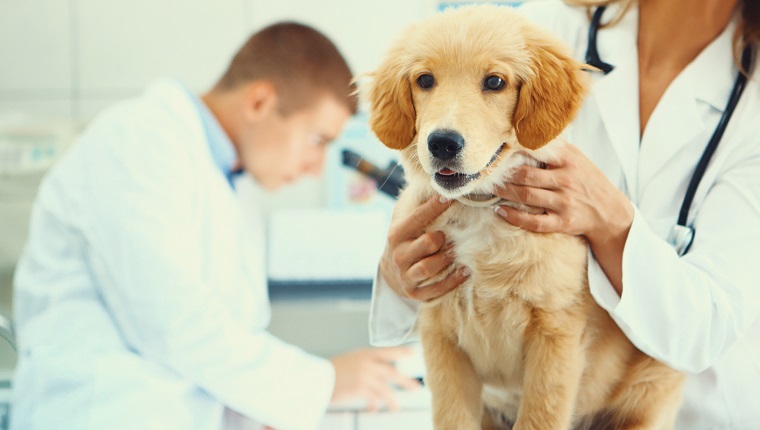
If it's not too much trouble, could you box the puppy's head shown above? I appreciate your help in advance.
[363,5,589,198]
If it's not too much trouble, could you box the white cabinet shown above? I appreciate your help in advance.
[357,410,433,430]
[268,298,373,358]
[320,410,433,430]
[319,412,355,430]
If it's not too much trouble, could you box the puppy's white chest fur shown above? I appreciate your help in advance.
[433,203,586,307]
[422,202,588,390]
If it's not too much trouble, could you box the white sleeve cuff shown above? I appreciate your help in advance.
[587,247,622,311]
[587,208,671,363]
[587,206,734,373]
[368,269,420,346]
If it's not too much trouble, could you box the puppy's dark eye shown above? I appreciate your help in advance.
[484,75,505,91]
[417,74,435,89]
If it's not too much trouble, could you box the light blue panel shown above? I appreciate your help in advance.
[325,113,398,215]
[438,1,523,11]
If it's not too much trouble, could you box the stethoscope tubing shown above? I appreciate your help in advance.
[585,6,615,74]
[677,47,752,228]
[584,6,753,256]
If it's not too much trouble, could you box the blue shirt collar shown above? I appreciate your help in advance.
[184,85,245,188]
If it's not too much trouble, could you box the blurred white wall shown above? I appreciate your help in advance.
[0,0,437,120]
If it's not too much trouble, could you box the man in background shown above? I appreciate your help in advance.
[11,22,417,430]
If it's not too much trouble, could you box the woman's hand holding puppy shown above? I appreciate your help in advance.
[379,196,469,301]
[494,142,634,294]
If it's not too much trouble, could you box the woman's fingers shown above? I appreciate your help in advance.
[496,183,561,212]
[389,196,452,246]
[507,164,559,189]
[495,205,563,234]
[405,242,453,283]
[380,195,468,301]
[395,231,447,270]
[407,266,469,301]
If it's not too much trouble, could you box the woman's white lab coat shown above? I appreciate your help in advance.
[11,79,333,430]
[370,2,760,428]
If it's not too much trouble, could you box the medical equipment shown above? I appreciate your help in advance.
[585,6,753,256]
[0,315,13,352]
[341,149,406,198]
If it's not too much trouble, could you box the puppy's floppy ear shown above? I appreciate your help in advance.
[364,55,416,150]
[513,31,589,150]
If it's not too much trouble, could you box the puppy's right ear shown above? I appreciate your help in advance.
[363,56,416,150]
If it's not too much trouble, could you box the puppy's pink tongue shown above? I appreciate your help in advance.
[438,168,457,176]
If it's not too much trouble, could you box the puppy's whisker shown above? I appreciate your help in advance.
[505,183,527,206]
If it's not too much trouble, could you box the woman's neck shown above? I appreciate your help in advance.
[638,0,737,71]
[636,0,738,136]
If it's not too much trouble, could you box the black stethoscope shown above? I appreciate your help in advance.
[585,6,753,256]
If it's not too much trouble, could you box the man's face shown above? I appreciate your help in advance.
[240,94,351,190]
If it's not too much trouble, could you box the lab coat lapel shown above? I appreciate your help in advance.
[636,19,736,200]
[593,62,640,199]
[590,6,640,199]
[636,78,704,200]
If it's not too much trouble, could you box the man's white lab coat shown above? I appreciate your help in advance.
[11,79,333,430]
[371,2,760,428]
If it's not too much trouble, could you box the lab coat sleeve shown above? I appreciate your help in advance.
[589,149,760,373]
[369,270,420,346]
[79,122,332,430]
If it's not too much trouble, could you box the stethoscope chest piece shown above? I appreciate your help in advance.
[668,224,695,257]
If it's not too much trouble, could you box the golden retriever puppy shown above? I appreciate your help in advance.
[362,5,684,430]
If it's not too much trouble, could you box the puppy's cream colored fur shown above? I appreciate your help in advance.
[363,5,684,430]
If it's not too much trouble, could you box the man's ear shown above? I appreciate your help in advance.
[243,81,279,121]
[513,30,589,150]
[362,51,416,150]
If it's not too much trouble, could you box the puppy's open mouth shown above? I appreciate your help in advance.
[434,144,506,190]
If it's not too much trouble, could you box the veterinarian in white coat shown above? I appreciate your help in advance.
[370,0,760,428]
[12,23,415,430]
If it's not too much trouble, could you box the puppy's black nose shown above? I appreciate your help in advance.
[428,130,464,160]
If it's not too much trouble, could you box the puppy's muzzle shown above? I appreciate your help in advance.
[428,130,464,160]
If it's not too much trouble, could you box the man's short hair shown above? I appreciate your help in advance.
[218,22,358,115]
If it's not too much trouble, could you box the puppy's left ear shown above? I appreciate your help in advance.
[513,30,589,150]
[362,52,416,150]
